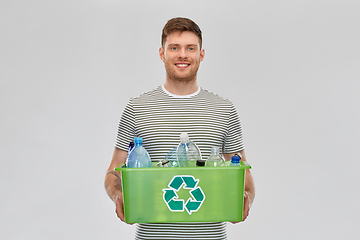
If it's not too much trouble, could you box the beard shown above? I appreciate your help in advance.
[164,62,200,83]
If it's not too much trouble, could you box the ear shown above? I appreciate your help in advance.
[200,48,205,62]
[159,47,165,62]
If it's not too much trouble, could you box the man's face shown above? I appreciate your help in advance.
[159,31,205,83]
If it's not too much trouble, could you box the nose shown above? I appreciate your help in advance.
[178,48,187,60]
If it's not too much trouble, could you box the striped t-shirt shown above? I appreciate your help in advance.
[115,85,245,239]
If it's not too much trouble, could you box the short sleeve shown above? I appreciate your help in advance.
[223,103,245,153]
[114,98,136,151]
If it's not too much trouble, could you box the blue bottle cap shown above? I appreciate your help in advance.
[231,155,240,163]
[134,137,143,144]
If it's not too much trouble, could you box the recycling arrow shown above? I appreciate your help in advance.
[185,199,202,214]
[169,176,184,190]
[168,199,184,211]
[163,189,177,202]
[162,175,205,215]
[182,176,199,188]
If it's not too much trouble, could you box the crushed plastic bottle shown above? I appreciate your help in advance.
[157,159,172,167]
[176,132,202,167]
[126,137,152,168]
[164,146,179,167]
[205,147,225,167]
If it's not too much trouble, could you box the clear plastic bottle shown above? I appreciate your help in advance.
[176,132,202,167]
[164,147,179,167]
[126,137,152,168]
[157,159,172,167]
[205,147,225,167]
[230,154,241,166]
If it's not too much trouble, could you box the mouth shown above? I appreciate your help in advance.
[175,63,190,68]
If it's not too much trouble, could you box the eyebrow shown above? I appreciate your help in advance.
[167,44,198,48]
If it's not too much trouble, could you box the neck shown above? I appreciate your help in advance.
[163,78,199,96]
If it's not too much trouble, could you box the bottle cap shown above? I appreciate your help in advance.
[231,155,240,163]
[196,160,205,166]
[134,137,142,144]
[180,132,189,143]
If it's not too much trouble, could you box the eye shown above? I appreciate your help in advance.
[170,47,178,51]
[188,47,195,51]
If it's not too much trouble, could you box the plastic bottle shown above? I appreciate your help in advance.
[126,137,152,168]
[230,154,241,166]
[125,141,135,166]
[126,141,134,156]
[205,147,225,167]
[164,147,179,167]
[157,159,172,167]
[176,132,202,167]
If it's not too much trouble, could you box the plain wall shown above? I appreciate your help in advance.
[1,0,359,239]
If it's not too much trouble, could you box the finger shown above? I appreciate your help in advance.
[242,192,250,221]
[115,196,134,225]
[115,196,125,221]
[232,192,250,223]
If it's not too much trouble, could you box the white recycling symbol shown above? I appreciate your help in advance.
[162,175,205,215]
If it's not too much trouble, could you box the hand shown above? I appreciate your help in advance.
[242,191,251,221]
[231,191,251,224]
[115,195,133,225]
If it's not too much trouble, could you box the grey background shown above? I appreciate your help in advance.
[1,0,359,239]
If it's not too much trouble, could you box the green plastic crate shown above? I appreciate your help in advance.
[115,162,251,223]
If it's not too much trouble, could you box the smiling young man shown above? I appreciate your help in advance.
[105,17,255,239]
[160,30,205,95]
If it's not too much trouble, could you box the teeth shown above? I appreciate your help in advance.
[176,64,189,67]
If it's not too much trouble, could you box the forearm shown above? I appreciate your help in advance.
[105,148,128,202]
[104,170,123,202]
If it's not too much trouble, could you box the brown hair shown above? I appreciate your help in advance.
[161,17,202,49]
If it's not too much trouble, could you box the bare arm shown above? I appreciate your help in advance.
[104,147,129,223]
[223,150,255,222]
